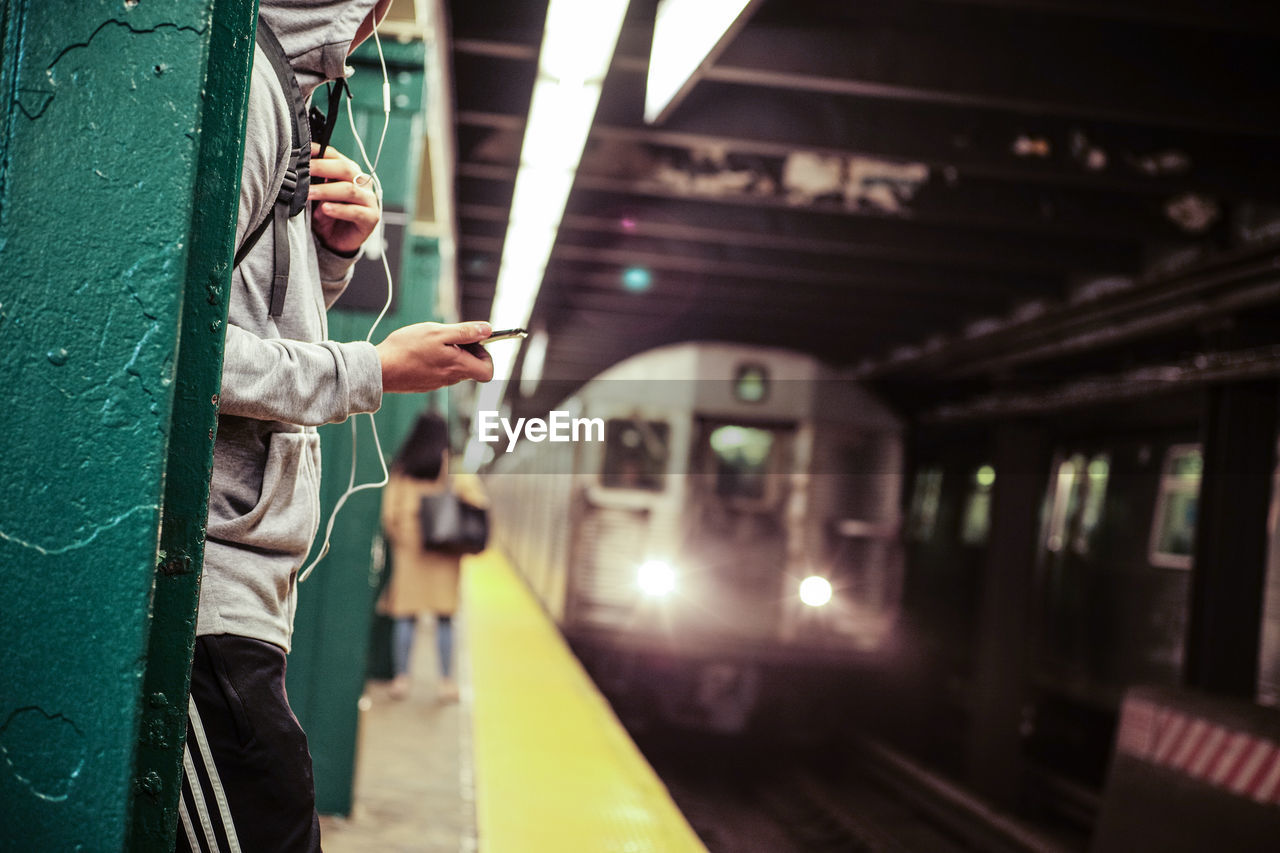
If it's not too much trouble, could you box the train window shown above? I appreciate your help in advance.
[1045,453,1110,555]
[908,467,944,542]
[959,464,996,545]
[601,420,669,491]
[708,424,775,500]
[1149,445,1202,569]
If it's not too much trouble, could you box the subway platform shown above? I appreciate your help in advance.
[318,550,705,852]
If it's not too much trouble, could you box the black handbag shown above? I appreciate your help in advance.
[418,492,489,555]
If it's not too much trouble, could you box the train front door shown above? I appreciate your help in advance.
[675,420,796,725]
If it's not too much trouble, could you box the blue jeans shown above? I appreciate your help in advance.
[391,615,454,678]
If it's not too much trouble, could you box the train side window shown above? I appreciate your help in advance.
[1149,445,1202,569]
[959,464,996,545]
[1045,453,1110,555]
[908,467,944,542]
[708,424,775,500]
[601,419,669,491]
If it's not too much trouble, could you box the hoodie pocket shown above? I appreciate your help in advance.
[206,430,321,556]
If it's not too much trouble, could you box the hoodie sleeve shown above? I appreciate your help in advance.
[315,239,362,309]
[217,40,384,426]
[218,324,383,425]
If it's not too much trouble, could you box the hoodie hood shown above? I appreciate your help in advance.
[259,0,381,97]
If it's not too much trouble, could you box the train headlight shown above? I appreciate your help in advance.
[637,560,677,597]
[799,575,833,607]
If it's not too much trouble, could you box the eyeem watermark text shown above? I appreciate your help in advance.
[477,410,604,451]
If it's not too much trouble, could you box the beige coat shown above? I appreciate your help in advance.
[378,463,487,618]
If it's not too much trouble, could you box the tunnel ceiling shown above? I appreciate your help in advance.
[445,0,1280,415]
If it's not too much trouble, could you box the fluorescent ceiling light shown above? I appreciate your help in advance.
[520,78,603,172]
[490,243,552,324]
[509,166,577,228]
[482,0,631,417]
[541,0,632,83]
[645,0,757,124]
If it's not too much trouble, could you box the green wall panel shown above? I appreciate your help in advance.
[285,45,443,816]
[0,1,254,850]
[290,244,443,815]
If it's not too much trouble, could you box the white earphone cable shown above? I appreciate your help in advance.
[300,22,395,583]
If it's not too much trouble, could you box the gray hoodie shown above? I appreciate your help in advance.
[200,0,383,651]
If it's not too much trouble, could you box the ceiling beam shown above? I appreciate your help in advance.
[455,54,1280,201]
[534,293,952,335]
[462,264,1020,317]
[862,243,1280,379]
[909,0,1280,36]
[535,309,905,362]
[458,234,1059,299]
[712,15,1280,135]
[456,160,1193,242]
[459,197,1140,274]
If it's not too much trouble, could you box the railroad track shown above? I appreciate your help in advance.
[641,734,1085,853]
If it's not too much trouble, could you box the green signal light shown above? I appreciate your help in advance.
[622,266,652,291]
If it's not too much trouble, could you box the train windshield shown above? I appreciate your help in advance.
[707,424,777,500]
[601,419,670,490]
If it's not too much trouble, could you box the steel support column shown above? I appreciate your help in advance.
[965,422,1051,804]
[0,1,255,849]
[1186,379,1280,697]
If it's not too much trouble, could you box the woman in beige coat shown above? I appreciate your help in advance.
[379,411,487,700]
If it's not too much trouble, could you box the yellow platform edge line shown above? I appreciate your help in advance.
[463,549,707,853]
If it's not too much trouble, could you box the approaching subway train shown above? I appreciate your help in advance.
[484,342,905,734]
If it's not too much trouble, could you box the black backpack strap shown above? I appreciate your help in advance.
[309,79,348,160]
[235,18,312,317]
[253,19,311,217]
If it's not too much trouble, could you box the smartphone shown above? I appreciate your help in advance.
[482,328,528,344]
[458,328,527,358]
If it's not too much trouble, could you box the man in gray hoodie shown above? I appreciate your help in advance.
[177,2,493,850]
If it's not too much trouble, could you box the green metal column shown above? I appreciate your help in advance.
[284,39,445,816]
[0,1,255,850]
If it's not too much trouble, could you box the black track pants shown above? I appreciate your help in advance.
[175,635,322,853]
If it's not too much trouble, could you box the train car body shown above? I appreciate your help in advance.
[901,387,1280,827]
[486,342,904,734]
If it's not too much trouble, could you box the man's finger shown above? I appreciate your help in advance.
[309,180,377,205]
[315,202,380,225]
[444,322,492,344]
[309,155,362,182]
[309,162,362,183]
[310,141,356,163]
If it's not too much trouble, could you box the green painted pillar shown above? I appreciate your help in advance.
[0,1,255,850]
[284,40,446,816]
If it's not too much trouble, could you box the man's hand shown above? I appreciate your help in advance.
[309,143,380,255]
[376,322,495,393]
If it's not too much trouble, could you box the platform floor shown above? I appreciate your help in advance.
[317,549,704,852]
[317,612,475,852]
